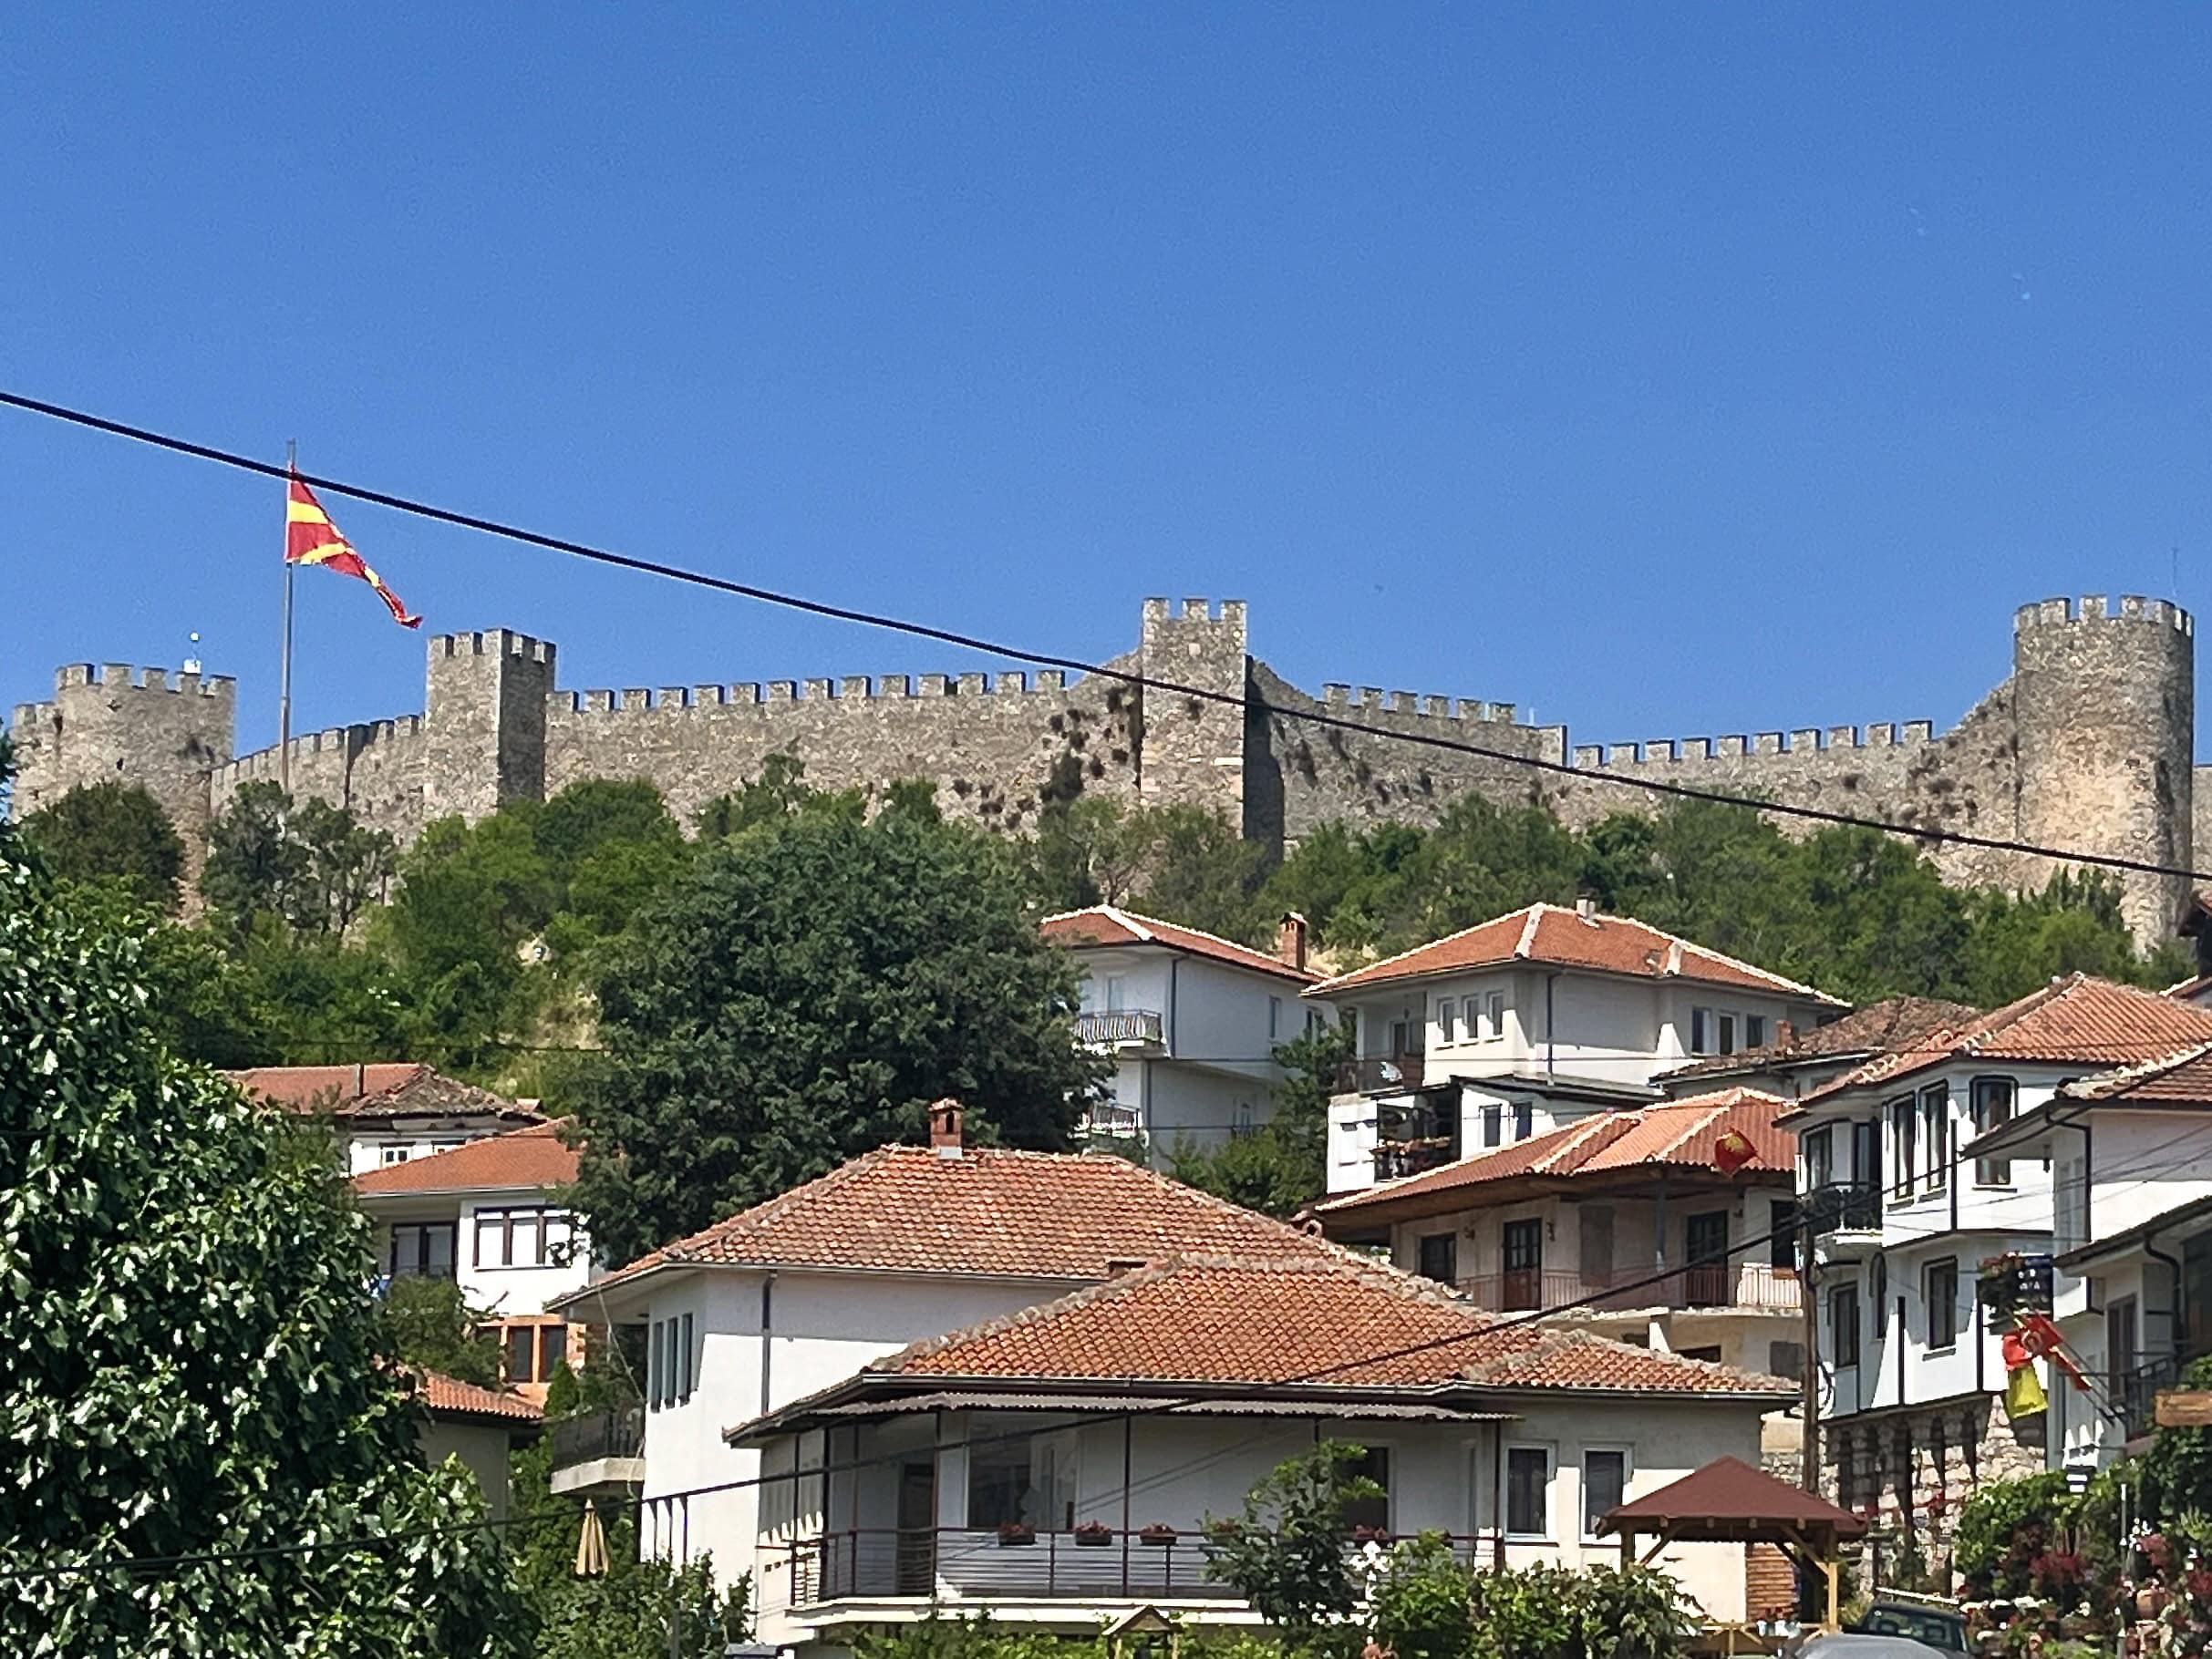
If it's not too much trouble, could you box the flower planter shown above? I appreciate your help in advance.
[1140,1526,1178,1547]
[997,1525,1036,1547]
[1074,1526,1113,1548]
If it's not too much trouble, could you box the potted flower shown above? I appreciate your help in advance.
[1074,1520,1113,1548]
[1353,1524,1391,1545]
[1140,1523,1178,1546]
[997,1521,1036,1547]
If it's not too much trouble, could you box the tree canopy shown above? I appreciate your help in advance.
[18,780,186,911]
[0,736,525,1655]
[567,787,1108,1264]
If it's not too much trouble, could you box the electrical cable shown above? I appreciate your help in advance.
[3,386,2209,886]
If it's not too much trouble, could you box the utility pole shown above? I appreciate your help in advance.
[1801,1206,1821,1493]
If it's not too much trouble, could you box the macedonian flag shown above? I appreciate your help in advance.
[286,473,420,628]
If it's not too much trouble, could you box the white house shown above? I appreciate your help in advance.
[355,1122,591,1401]
[1654,997,1976,1103]
[543,1103,1339,1592]
[1039,906,1328,1167]
[229,1062,545,1175]
[730,1252,1793,1654]
[1311,902,1844,1196]
[1778,974,2212,1559]
[1963,1041,2212,1478]
[1309,1089,1804,1391]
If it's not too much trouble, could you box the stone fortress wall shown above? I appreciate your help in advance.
[8,593,2197,947]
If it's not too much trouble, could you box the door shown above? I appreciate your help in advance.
[894,1461,935,1595]
[1684,1211,1731,1307]
[1579,1206,1616,1297]
[1502,1218,1544,1311]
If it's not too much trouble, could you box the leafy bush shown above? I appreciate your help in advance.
[1369,1534,1474,1659]
[1955,1471,2080,1598]
[1204,1443,1382,1636]
[1574,1564,1699,1659]
[1465,1561,1581,1659]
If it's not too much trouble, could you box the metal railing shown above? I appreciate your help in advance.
[2114,1356,2180,1441]
[548,1404,645,1470]
[1075,1010,1166,1047]
[1452,1262,1802,1315]
[1335,1054,1427,1095]
[767,1525,1501,1610]
[1804,1181,1881,1233]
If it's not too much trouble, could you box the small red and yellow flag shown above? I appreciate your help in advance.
[1711,1128,1759,1176]
[286,474,420,628]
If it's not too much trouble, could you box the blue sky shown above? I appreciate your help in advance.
[5,6,2208,757]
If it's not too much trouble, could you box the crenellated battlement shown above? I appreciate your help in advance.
[214,716,425,786]
[2013,593,2194,636]
[1570,721,1938,768]
[552,668,1085,715]
[431,629,557,665]
[51,662,237,699]
[1317,683,1525,725]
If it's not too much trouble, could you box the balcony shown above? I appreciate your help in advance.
[1453,1262,1802,1317]
[2114,1356,2180,1442]
[1075,1010,1166,1050]
[548,1404,646,1498]
[769,1525,1499,1612]
[1803,1181,1882,1255]
[1335,1054,1427,1096]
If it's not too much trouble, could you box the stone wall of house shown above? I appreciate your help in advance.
[1820,1396,2048,1587]
[10,593,2198,945]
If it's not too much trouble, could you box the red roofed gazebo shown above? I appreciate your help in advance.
[1597,1456,1866,1631]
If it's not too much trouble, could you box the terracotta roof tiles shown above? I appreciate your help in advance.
[1658,997,1978,1085]
[227,1063,543,1125]
[414,1368,543,1425]
[1309,904,1844,1004]
[1040,906,1320,984]
[869,1254,1793,1396]
[353,1122,578,1198]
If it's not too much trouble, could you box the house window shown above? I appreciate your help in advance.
[379,1145,413,1166]
[1582,1448,1628,1538]
[1886,1097,1917,1197]
[1103,975,1126,1012]
[1436,999,1456,1044]
[1802,1126,1833,1191]
[1972,1077,2016,1187]
[1770,1200,1799,1271]
[498,1321,571,1386]
[1465,995,1485,1039]
[1417,1232,1458,1284]
[2186,1235,2212,1364]
[1919,1086,1949,1193]
[1832,1283,1862,1368]
[646,1315,694,1409]
[1344,1447,1390,1533]
[1486,991,1507,1040]
[1579,1206,1615,1289]
[1511,1101,1534,1141]
[1269,996,1283,1042]
[968,1435,1074,1530]
[1482,1104,1503,1149]
[1766,1340,1805,1381]
[388,1222,456,1279]
[473,1207,574,1270]
[2109,1296,2140,1383]
[1745,1015,1768,1050]
[679,1312,695,1399]
[1505,1447,1551,1538]
[1926,1259,1959,1351]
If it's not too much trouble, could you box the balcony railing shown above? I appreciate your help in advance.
[1804,1181,1881,1233]
[2114,1356,2180,1441]
[1335,1054,1426,1095]
[768,1525,1499,1610]
[1075,1010,1166,1047]
[1452,1262,1802,1316]
[549,1404,644,1471]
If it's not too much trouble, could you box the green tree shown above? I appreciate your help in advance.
[1204,1441,1380,1637]
[570,806,1108,1264]
[288,796,398,937]
[1127,803,1272,943]
[383,1274,502,1389]
[382,811,554,1068]
[1369,1534,1477,1659]
[200,778,309,937]
[18,780,186,910]
[0,736,527,1654]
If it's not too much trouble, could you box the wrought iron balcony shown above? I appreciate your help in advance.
[1803,1181,1881,1234]
[1075,1010,1165,1048]
[548,1404,646,1498]
[2114,1356,2179,1441]
[1453,1262,1802,1316]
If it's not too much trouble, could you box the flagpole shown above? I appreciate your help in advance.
[280,438,296,795]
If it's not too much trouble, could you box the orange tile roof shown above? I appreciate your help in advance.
[1308,903,1845,1004]
[414,1368,543,1425]
[353,1122,578,1198]
[2060,1039,2212,1103]
[1313,1088,1792,1221]
[1797,974,2212,1108]
[869,1254,1793,1396]
[1658,997,1978,1085]
[227,1063,543,1125]
[568,1145,1338,1305]
[1040,906,1320,984]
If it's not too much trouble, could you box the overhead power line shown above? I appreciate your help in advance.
[2,387,2207,886]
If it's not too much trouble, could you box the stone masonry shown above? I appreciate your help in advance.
[6,593,2199,943]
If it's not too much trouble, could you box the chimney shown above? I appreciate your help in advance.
[1277,912,1310,972]
[353,1061,366,1098]
[928,1097,965,1158]
[1774,1020,1795,1049]
[1575,891,1597,924]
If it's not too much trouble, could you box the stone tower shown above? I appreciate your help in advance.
[2011,595,2195,946]
[1134,598,1250,825]
[8,663,236,856]
[422,630,556,823]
